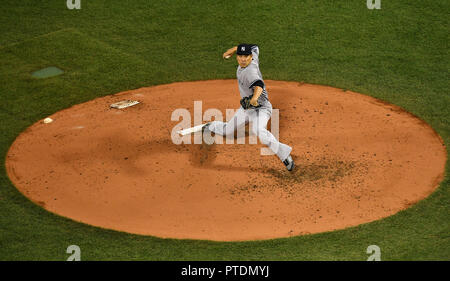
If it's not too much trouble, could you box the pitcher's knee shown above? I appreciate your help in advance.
[256,129,271,145]
[209,121,226,136]
[251,124,262,136]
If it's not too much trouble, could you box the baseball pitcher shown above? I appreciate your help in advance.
[204,44,295,171]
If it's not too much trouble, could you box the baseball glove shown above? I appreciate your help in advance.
[240,96,261,110]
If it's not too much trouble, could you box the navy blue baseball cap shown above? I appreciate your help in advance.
[236,44,253,55]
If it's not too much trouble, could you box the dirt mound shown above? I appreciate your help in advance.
[5,80,447,241]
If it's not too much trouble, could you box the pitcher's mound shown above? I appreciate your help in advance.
[5,80,446,241]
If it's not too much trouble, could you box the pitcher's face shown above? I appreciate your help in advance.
[237,54,252,68]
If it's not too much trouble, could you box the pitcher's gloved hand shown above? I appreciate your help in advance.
[240,95,261,110]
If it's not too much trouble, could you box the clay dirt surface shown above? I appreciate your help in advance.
[5,80,447,241]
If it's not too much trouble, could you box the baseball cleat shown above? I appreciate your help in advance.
[283,155,295,171]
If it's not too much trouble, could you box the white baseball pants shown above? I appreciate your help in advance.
[207,107,292,162]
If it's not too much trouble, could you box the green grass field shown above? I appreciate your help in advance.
[0,0,448,260]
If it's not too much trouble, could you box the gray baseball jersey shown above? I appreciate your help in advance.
[236,45,272,110]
